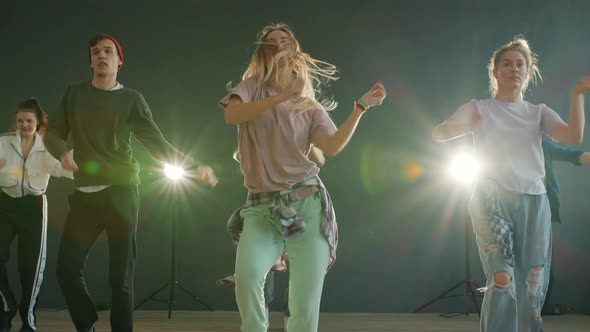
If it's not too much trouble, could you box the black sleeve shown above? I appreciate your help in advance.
[43,86,71,159]
[128,93,197,167]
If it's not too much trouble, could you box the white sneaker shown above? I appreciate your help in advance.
[283,315,288,332]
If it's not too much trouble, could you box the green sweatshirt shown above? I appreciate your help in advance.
[44,81,183,187]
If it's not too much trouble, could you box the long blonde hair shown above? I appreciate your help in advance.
[242,22,338,112]
[487,36,542,97]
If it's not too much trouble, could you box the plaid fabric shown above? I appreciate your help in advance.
[227,176,338,271]
[484,183,515,267]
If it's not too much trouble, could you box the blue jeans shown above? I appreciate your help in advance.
[469,180,551,332]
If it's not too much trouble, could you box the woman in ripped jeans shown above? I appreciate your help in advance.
[432,37,590,331]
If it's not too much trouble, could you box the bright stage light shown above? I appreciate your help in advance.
[164,164,185,181]
[448,152,480,185]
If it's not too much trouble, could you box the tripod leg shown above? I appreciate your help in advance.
[175,281,214,311]
[168,280,175,319]
[168,202,178,319]
[466,281,481,316]
[134,282,170,310]
[413,280,466,313]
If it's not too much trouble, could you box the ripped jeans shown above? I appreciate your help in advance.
[469,180,551,332]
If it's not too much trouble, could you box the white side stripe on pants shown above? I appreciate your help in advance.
[0,289,8,312]
[27,195,48,330]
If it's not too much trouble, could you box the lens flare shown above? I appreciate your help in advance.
[447,153,480,185]
[164,164,185,181]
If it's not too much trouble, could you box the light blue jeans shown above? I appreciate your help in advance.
[469,180,551,332]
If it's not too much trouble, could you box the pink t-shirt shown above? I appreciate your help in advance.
[220,77,337,193]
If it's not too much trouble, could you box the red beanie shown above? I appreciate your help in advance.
[88,34,124,69]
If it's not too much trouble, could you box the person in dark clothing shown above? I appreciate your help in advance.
[0,98,73,332]
[43,34,217,332]
[541,137,590,315]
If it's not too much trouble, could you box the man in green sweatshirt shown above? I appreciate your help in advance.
[43,34,217,332]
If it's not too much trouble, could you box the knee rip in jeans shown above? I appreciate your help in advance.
[527,266,544,295]
[493,271,512,289]
[527,266,545,320]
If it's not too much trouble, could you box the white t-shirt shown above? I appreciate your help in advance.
[454,98,565,194]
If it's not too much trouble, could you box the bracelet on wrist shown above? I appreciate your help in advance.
[356,98,370,112]
[354,101,367,113]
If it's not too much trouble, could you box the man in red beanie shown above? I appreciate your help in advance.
[43,34,217,332]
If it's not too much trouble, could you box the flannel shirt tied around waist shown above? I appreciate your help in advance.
[227,176,338,271]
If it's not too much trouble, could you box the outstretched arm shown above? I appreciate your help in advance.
[432,102,481,142]
[48,150,74,179]
[550,76,590,145]
[131,96,217,187]
[578,152,590,165]
[314,82,386,156]
[543,138,584,165]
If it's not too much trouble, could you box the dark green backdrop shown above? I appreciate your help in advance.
[1,0,589,314]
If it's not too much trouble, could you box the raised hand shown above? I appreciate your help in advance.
[358,82,387,110]
[60,151,78,172]
[574,76,590,94]
[195,165,218,188]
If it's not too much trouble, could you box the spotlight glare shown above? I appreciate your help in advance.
[448,153,480,185]
[164,164,185,181]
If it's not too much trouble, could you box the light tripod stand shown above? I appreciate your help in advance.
[414,152,483,317]
[135,165,214,317]
[413,205,482,317]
